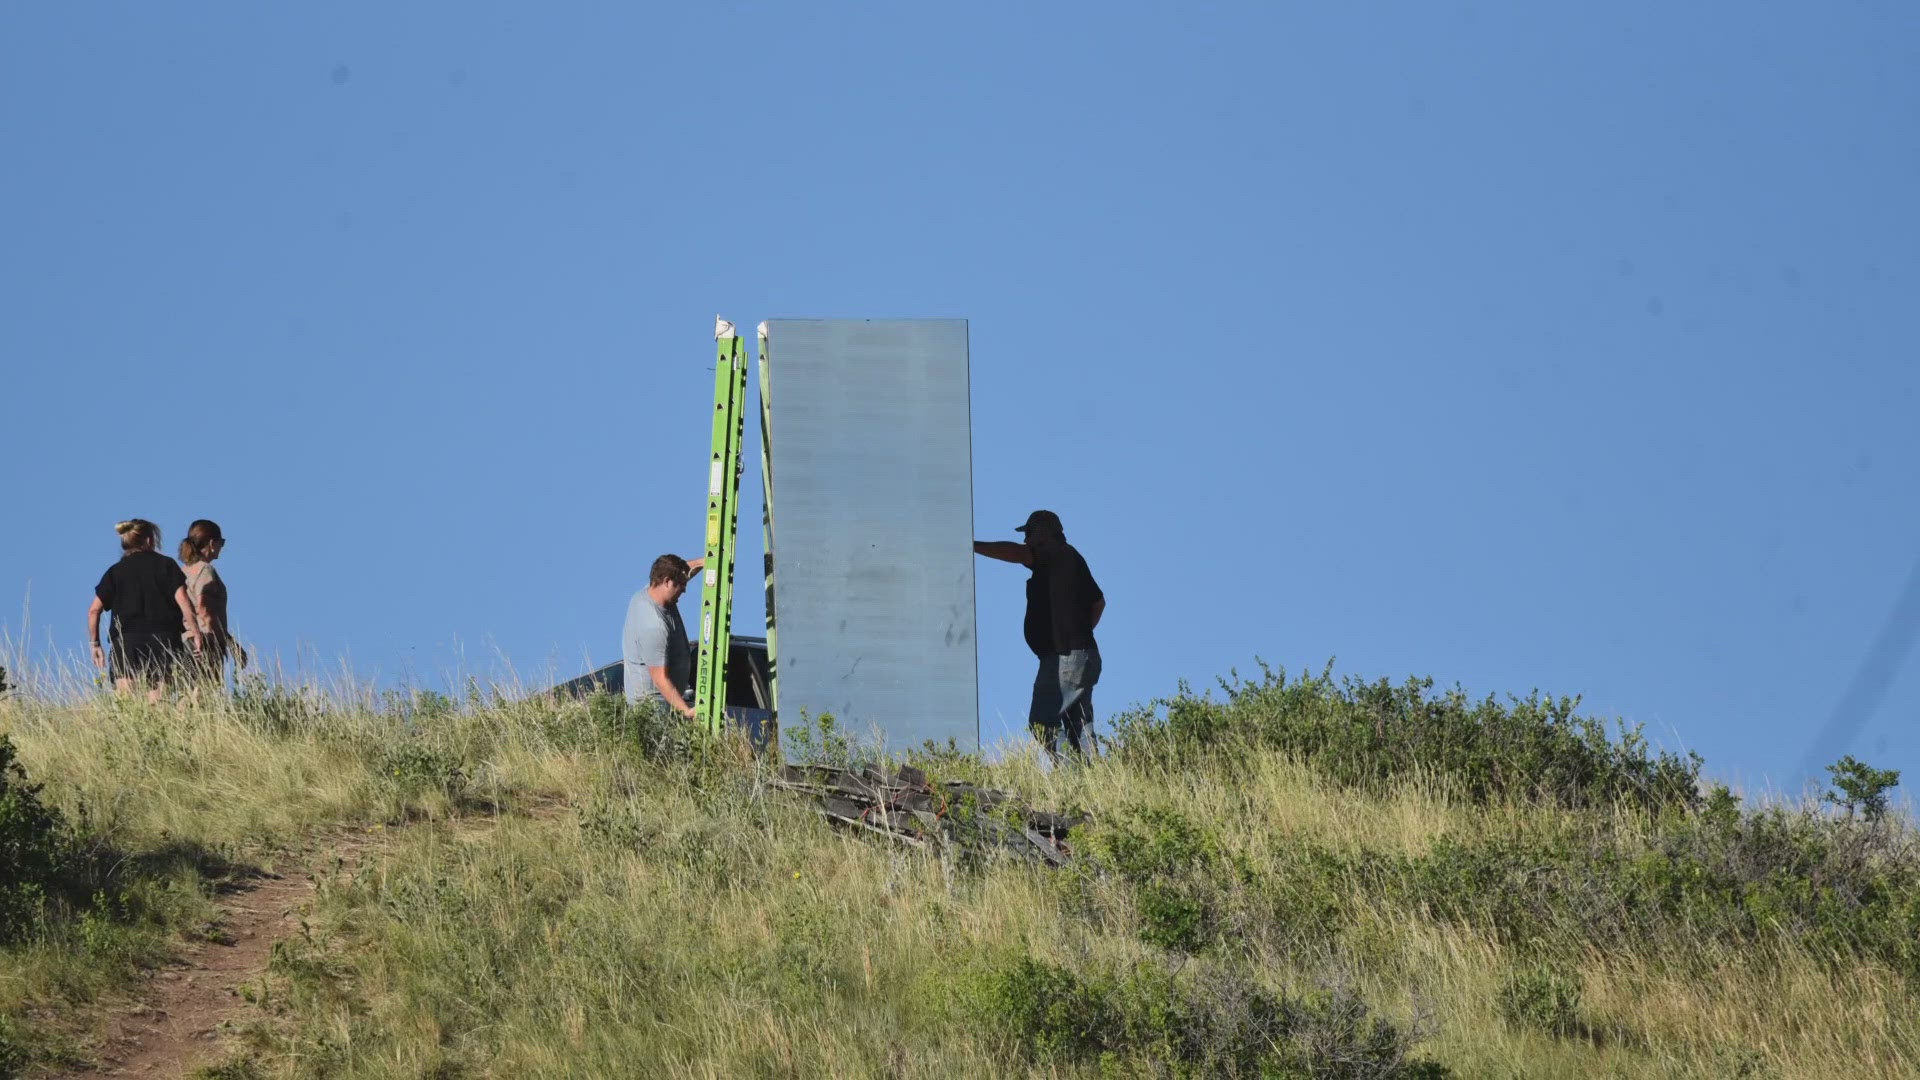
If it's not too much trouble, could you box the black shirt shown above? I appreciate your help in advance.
[1023,542,1104,656]
[95,551,187,637]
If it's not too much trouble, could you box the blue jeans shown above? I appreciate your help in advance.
[1030,648,1101,759]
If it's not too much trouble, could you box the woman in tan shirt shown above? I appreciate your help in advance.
[179,519,246,683]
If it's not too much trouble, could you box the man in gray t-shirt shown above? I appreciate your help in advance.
[623,553,702,715]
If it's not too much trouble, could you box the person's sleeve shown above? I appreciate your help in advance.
[95,567,116,609]
[165,559,187,592]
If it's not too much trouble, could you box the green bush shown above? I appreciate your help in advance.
[189,1058,264,1080]
[1494,963,1582,1036]
[584,690,632,743]
[230,677,319,737]
[1107,664,1702,811]
[1824,755,1901,823]
[578,692,701,764]
[1636,799,1920,979]
[1071,788,1914,983]
[376,741,467,798]
[1063,780,1920,995]
[0,1015,27,1080]
[0,734,70,943]
[984,954,1124,1061]
[782,710,857,767]
[1333,800,1920,982]
[1079,804,1238,953]
[981,951,1448,1077]
[1712,1046,1776,1078]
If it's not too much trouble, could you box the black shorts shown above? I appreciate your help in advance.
[112,630,181,684]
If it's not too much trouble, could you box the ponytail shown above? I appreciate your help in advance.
[179,519,224,564]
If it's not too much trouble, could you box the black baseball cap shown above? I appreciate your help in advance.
[1015,509,1062,534]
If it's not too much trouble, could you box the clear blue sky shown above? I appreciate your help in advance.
[4,3,1916,794]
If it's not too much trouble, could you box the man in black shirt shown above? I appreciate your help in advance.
[975,509,1105,760]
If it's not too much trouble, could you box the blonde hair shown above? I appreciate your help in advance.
[179,519,223,565]
[115,519,160,554]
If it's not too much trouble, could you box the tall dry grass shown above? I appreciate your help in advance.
[1,658,1916,1077]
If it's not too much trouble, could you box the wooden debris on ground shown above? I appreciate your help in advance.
[770,763,1082,865]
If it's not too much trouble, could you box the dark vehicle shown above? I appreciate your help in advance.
[551,635,774,746]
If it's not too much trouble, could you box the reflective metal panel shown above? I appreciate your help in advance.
[762,319,978,753]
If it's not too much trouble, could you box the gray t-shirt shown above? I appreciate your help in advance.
[623,591,691,705]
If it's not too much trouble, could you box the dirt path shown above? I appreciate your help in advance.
[66,836,374,1079]
[61,808,546,1078]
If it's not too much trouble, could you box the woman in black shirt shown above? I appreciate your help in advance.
[87,519,202,702]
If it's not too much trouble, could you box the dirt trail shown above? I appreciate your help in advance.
[63,809,544,1078]
[66,835,374,1079]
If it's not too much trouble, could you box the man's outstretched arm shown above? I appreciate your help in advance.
[973,540,1032,566]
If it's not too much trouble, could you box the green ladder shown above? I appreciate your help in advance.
[757,321,778,720]
[695,319,748,737]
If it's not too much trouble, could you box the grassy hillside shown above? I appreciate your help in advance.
[1,663,1916,1077]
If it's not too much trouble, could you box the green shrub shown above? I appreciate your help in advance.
[1076,789,1916,981]
[0,1015,28,1080]
[1288,985,1450,1080]
[1332,801,1920,982]
[782,710,857,767]
[905,737,988,784]
[230,677,319,737]
[1108,664,1701,812]
[381,688,457,724]
[1079,805,1238,953]
[1824,755,1900,823]
[1385,831,1573,948]
[985,954,1124,1061]
[0,733,70,942]
[1639,800,1920,979]
[1251,843,1356,951]
[577,692,701,764]
[377,741,467,797]
[584,690,632,743]
[189,1058,264,1080]
[1494,963,1582,1036]
[768,898,855,1004]
[981,951,1447,1077]
[1712,1046,1776,1078]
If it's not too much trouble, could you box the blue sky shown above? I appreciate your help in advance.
[3,3,1915,794]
